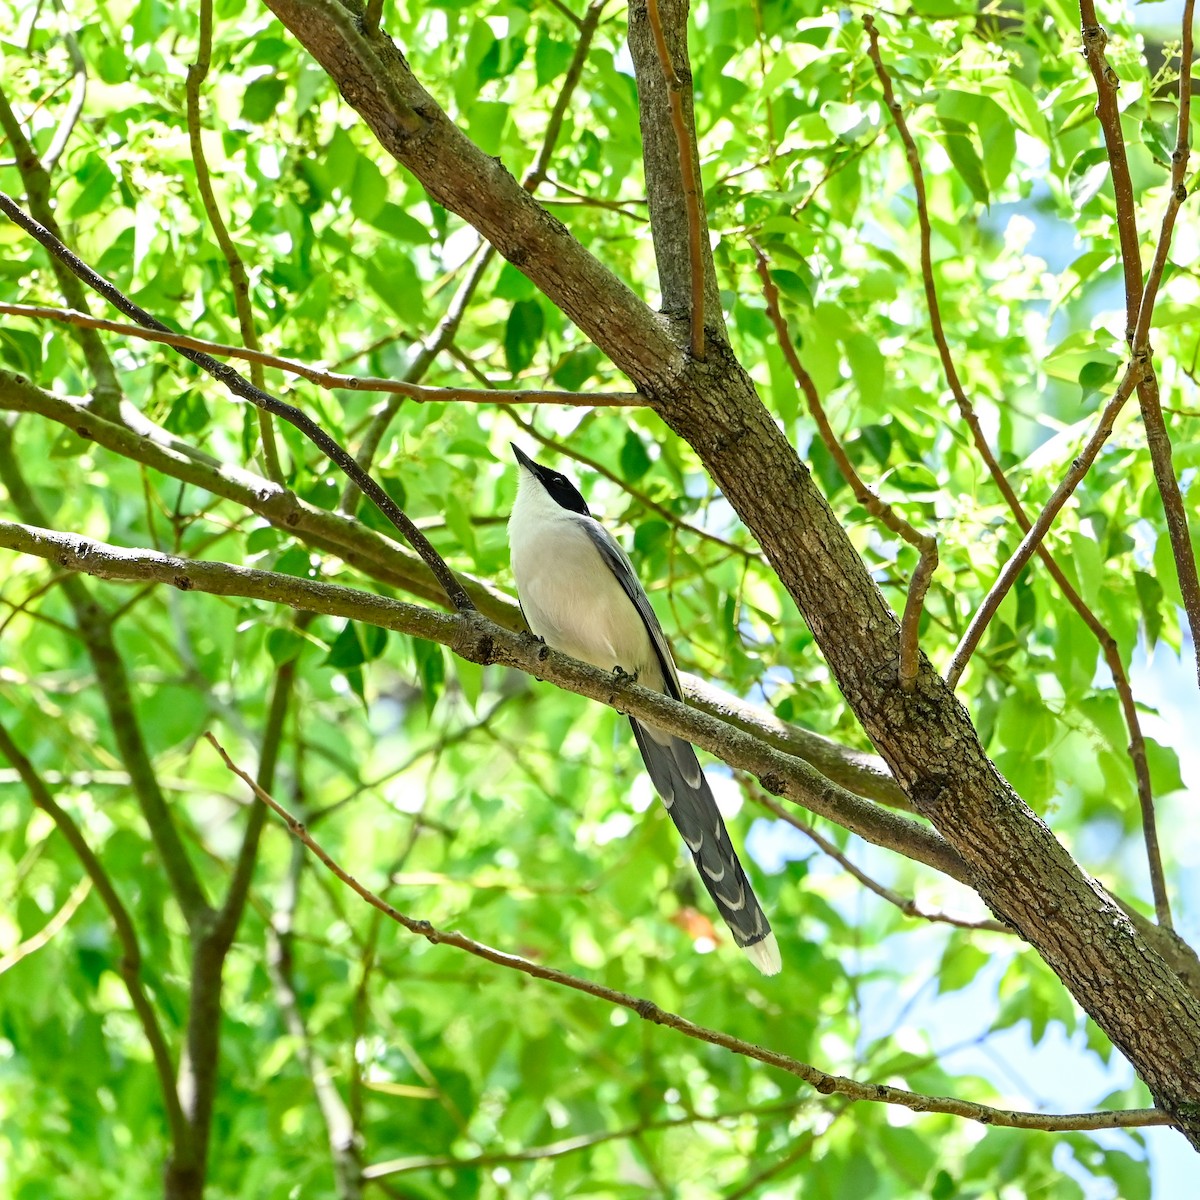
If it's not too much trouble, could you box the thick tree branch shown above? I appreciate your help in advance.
[4,519,1197,994]
[863,16,1170,930]
[207,733,1174,1136]
[0,192,474,613]
[626,0,724,342]
[642,0,706,357]
[0,518,969,886]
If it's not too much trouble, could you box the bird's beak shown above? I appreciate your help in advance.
[510,442,539,473]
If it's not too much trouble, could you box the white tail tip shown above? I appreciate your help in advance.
[743,931,781,976]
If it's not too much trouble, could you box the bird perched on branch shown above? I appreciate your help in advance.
[507,443,781,975]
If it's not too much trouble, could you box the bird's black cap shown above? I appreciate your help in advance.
[510,443,590,517]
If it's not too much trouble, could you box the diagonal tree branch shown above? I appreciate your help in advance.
[0,192,474,613]
[0,304,643,408]
[207,732,1174,1137]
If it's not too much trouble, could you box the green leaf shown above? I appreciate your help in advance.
[504,299,544,375]
[242,75,286,123]
[619,431,652,481]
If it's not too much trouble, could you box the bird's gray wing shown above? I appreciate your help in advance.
[578,521,775,957]
[580,518,682,700]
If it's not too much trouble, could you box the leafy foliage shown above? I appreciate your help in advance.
[1,0,1194,1195]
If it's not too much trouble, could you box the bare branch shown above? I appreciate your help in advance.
[207,732,1173,1136]
[747,784,1008,933]
[0,303,644,410]
[752,243,937,691]
[1079,3,1200,695]
[0,517,971,886]
[0,193,475,612]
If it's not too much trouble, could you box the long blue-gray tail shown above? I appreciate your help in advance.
[630,718,781,975]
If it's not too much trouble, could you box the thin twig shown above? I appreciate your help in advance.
[751,243,937,691]
[205,732,1171,1135]
[0,194,474,612]
[0,875,91,974]
[645,0,706,359]
[748,785,1008,933]
[365,1101,799,1178]
[41,9,86,174]
[186,0,284,483]
[947,362,1143,686]
[0,304,644,410]
[864,15,1169,930]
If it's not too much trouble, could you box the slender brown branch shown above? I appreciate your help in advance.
[0,303,642,410]
[747,785,1008,933]
[0,88,121,416]
[186,0,284,483]
[864,15,1170,930]
[364,1101,800,1178]
[0,196,474,612]
[644,0,705,358]
[752,243,937,690]
[207,732,1171,1135]
[946,360,1143,686]
[362,0,383,35]
[0,719,193,1168]
[1080,2,1200,694]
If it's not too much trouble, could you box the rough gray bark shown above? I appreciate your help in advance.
[259,0,1200,1144]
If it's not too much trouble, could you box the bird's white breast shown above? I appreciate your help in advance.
[509,486,661,686]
